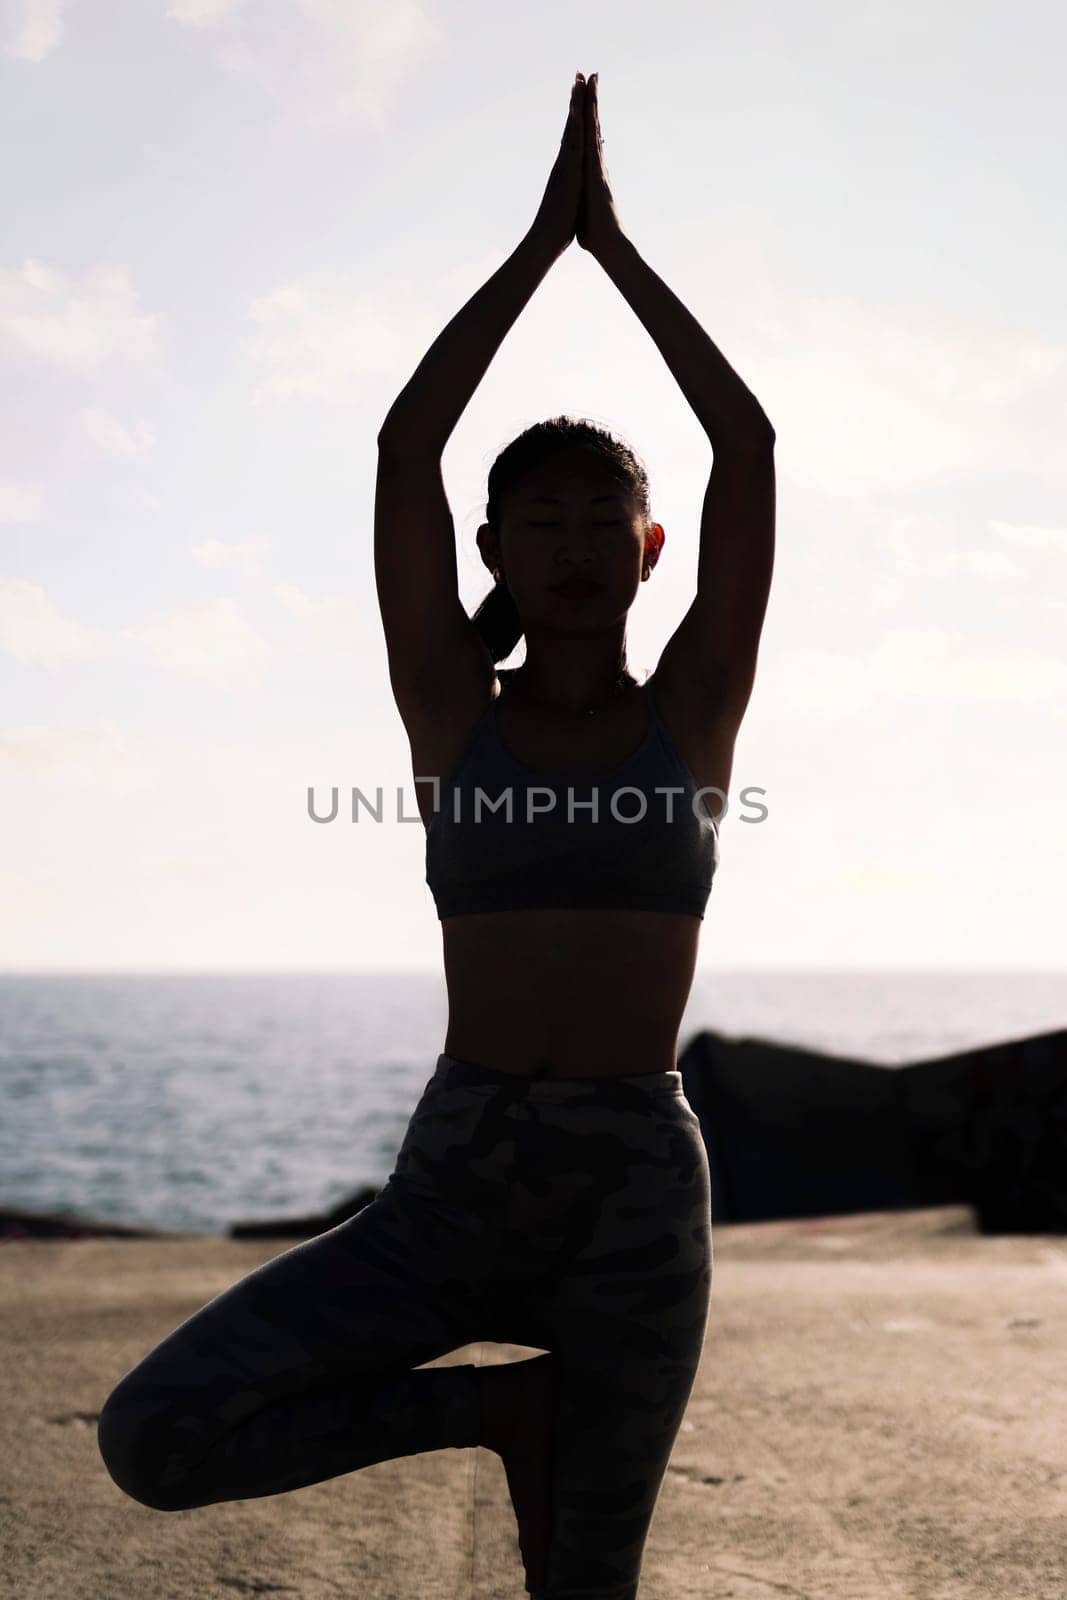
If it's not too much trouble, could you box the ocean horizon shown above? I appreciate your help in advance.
[2,968,1064,1235]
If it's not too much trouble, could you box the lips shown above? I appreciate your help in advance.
[549,578,605,596]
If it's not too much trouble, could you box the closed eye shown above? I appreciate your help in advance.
[527,521,621,528]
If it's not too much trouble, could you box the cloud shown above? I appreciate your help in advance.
[0,480,44,524]
[2,0,65,62]
[166,0,444,138]
[79,407,156,459]
[0,578,108,668]
[734,289,1067,498]
[987,518,1067,595]
[861,506,1064,589]
[0,719,155,791]
[165,0,247,23]
[123,597,271,690]
[0,259,162,372]
[272,580,366,659]
[125,487,166,515]
[777,625,1067,718]
[990,518,1067,555]
[959,550,1023,580]
[243,280,429,406]
[241,248,534,410]
[191,536,272,576]
[821,862,938,895]
[877,509,988,582]
[0,571,364,688]
[0,579,270,690]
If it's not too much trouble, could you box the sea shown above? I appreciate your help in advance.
[1,970,1064,1235]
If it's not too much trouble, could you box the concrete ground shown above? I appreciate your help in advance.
[2,1205,1064,1599]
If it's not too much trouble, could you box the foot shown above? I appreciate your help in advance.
[479,1352,559,1596]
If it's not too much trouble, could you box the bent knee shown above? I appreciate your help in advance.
[97,1376,204,1512]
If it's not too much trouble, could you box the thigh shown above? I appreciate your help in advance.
[105,1175,486,1427]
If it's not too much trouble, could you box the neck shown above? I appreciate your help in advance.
[505,655,634,717]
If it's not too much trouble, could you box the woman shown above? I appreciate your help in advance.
[97,72,776,1600]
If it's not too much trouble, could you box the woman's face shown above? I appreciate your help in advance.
[497,450,647,629]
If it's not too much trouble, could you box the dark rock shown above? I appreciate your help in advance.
[678,1027,1067,1234]
[0,1207,180,1241]
[228,1183,380,1239]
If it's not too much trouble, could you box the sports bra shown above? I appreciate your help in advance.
[424,672,720,920]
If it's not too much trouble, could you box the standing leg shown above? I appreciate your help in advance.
[499,1086,713,1600]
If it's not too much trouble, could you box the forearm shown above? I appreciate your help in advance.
[377,228,563,457]
[596,232,773,451]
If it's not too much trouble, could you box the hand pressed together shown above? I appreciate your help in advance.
[531,72,623,259]
[576,73,623,258]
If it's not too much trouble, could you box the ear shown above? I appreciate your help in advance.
[475,521,501,576]
[644,521,665,569]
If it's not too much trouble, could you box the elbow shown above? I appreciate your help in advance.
[747,412,776,447]
[746,397,776,443]
[376,423,406,456]
[714,413,775,455]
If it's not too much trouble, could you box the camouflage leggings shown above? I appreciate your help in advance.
[98,1052,713,1600]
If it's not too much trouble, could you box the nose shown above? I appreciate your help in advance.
[552,555,602,586]
[554,534,600,563]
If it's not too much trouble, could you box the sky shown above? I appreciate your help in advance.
[0,0,1064,973]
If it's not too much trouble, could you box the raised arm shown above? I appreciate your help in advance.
[578,74,776,727]
[375,75,587,714]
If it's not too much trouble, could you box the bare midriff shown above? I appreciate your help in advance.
[439,907,702,1077]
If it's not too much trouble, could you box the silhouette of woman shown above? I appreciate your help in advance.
[97,71,776,1600]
